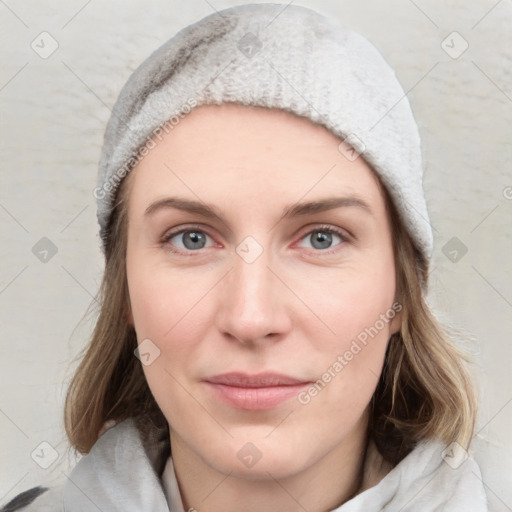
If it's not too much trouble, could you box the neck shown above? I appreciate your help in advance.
[169,413,369,512]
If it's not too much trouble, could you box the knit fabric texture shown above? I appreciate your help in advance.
[95,3,433,262]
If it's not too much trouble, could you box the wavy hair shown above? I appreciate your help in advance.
[64,165,476,464]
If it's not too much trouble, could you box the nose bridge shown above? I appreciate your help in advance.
[217,245,288,343]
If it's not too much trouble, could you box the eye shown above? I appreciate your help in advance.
[162,225,348,255]
[297,226,346,252]
[162,226,216,253]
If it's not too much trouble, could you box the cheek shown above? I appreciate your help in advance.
[126,261,218,401]
[127,259,210,341]
[126,265,210,417]
[295,260,396,406]
[299,260,396,347]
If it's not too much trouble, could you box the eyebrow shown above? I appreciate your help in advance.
[144,196,372,223]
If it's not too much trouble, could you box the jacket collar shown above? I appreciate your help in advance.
[62,417,488,511]
[63,418,170,511]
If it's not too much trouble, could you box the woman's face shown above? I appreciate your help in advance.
[126,103,400,479]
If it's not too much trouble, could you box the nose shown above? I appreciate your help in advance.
[215,248,292,345]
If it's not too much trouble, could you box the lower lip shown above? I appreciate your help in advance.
[205,382,309,410]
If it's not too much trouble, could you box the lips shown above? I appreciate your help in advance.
[203,372,310,410]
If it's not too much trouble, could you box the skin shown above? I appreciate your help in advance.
[125,103,401,512]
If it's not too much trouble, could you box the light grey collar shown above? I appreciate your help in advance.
[63,417,488,511]
[63,418,170,511]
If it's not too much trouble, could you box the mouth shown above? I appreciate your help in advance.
[202,372,311,410]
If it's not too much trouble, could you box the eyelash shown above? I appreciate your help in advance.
[160,224,350,257]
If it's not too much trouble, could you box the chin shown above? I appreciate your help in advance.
[196,433,315,480]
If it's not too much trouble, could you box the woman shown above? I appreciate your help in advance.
[3,3,487,511]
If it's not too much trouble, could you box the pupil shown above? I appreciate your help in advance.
[183,231,205,249]
[311,231,332,250]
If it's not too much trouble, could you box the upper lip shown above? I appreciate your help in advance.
[204,372,309,388]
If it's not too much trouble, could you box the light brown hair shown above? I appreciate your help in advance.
[64,162,476,465]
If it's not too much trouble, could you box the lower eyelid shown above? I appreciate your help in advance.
[162,226,348,254]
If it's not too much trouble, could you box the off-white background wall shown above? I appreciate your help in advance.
[1,0,511,509]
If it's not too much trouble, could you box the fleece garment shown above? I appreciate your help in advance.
[2,417,488,511]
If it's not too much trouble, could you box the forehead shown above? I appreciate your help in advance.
[126,103,386,215]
